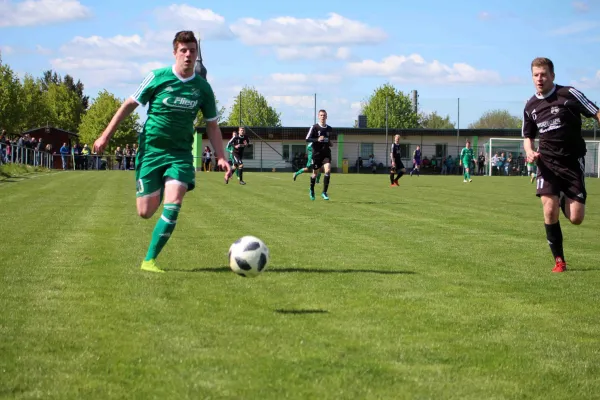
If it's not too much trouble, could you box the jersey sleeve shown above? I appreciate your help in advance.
[460,148,466,158]
[306,125,317,142]
[131,72,157,106]
[567,87,600,118]
[225,138,235,153]
[201,84,219,122]
[521,107,537,139]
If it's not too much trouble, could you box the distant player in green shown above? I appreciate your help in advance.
[460,140,476,183]
[292,142,321,183]
[93,31,230,273]
[225,130,240,179]
[526,160,536,183]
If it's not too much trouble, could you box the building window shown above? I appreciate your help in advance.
[435,144,447,158]
[282,144,289,161]
[400,144,409,158]
[361,143,373,158]
[244,144,254,160]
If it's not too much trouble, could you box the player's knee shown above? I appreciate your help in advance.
[137,208,155,219]
[570,215,584,225]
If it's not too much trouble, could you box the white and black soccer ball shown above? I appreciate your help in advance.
[228,236,270,277]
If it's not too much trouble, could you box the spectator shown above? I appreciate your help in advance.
[477,152,485,175]
[131,143,138,169]
[203,146,212,172]
[59,142,70,170]
[115,146,123,170]
[491,152,499,175]
[82,144,91,170]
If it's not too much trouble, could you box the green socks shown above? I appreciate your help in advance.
[144,203,180,261]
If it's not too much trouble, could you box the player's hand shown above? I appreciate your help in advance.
[93,135,109,154]
[318,136,324,142]
[217,157,231,173]
[526,150,540,163]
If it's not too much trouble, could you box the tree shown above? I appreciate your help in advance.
[419,111,455,129]
[78,90,140,152]
[195,98,227,127]
[468,109,522,129]
[360,83,419,129]
[43,83,83,132]
[582,117,598,131]
[0,60,23,134]
[18,74,53,131]
[224,86,281,127]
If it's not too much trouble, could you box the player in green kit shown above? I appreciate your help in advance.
[460,140,476,183]
[526,160,536,183]
[225,130,240,179]
[93,31,230,273]
[292,142,321,183]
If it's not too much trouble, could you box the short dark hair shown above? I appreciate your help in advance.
[318,109,327,114]
[531,57,554,74]
[173,31,198,51]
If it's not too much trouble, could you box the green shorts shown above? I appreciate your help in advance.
[305,147,313,168]
[135,151,196,198]
[462,159,472,168]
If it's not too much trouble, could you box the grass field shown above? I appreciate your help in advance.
[1,170,600,399]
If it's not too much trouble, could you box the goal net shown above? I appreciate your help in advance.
[486,138,600,178]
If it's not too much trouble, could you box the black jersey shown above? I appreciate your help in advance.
[228,135,250,156]
[305,123,333,156]
[522,84,599,158]
[391,143,401,159]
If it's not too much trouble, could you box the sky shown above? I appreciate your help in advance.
[1,0,600,128]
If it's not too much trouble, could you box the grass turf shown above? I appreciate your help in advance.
[1,171,599,399]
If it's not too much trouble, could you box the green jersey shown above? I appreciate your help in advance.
[132,66,218,154]
[460,147,474,163]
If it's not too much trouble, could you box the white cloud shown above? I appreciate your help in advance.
[274,45,352,61]
[35,45,52,55]
[572,70,600,89]
[478,11,492,20]
[230,13,387,46]
[549,21,598,35]
[0,0,91,27]
[0,45,15,55]
[267,95,315,109]
[152,5,232,40]
[573,1,590,12]
[59,34,163,59]
[346,53,502,85]
[50,57,167,89]
[271,73,342,84]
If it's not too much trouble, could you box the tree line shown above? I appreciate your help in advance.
[1,56,596,150]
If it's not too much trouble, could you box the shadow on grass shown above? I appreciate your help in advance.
[274,309,328,315]
[170,266,415,275]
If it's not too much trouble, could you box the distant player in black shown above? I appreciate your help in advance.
[225,126,249,185]
[389,134,406,186]
[306,109,333,200]
[522,57,600,273]
[410,145,421,176]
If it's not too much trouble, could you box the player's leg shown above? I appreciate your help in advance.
[559,160,586,225]
[321,160,331,200]
[394,159,405,184]
[309,160,320,200]
[466,166,472,182]
[316,166,322,184]
[537,169,567,272]
[415,163,420,176]
[238,161,246,185]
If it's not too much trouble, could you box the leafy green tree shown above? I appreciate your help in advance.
[361,83,419,129]
[582,117,597,131]
[225,86,281,127]
[419,111,455,129]
[0,59,23,134]
[43,83,83,132]
[468,109,522,129]
[18,74,52,131]
[78,90,140,152]
[195,98,227,127]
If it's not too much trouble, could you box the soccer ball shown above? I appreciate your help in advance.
[228,236,270,277]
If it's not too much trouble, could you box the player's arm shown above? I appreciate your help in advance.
[206,121,226,160]
[305,126,318,142]
[521,107,539,162]
[94,97,139,153]
[567,87,600,122]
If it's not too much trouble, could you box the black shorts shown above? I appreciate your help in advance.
[536,156,586,204]
[231,154,243,166]
[391,156,404,171]
[310,152,331,170]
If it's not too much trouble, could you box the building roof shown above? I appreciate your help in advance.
[21,126,79,137]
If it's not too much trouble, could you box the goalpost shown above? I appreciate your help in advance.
[486,138,600,178]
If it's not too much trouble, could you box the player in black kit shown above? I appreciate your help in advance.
[389,135,406,186]
[306,109,333,200]
[522,57,600,273]
[225,126,250,185]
